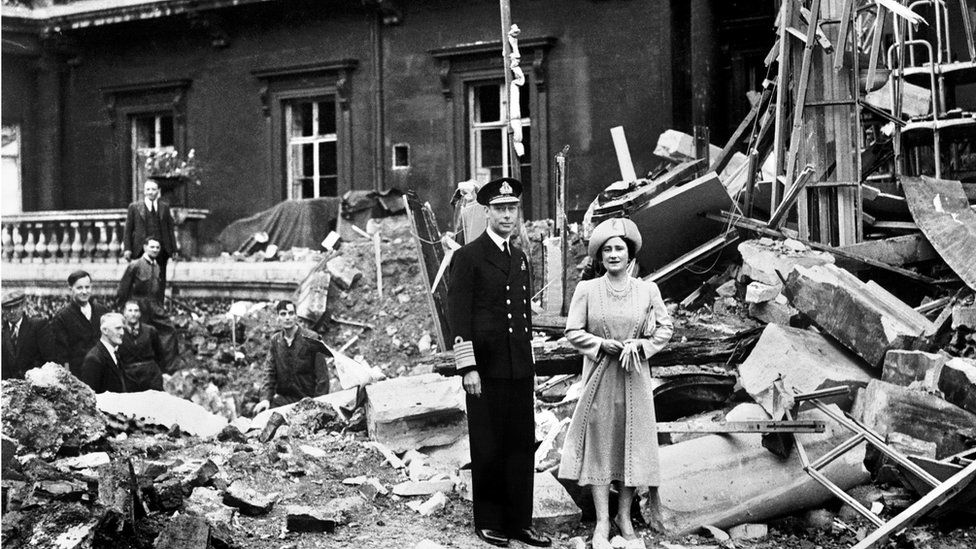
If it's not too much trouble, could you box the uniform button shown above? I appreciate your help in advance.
[506,285,510,291]
[507,313,512,319]
[525,327,529,333]
[509,327,513,333]
[523,313,527,319]
[523,286,526,291]
[506,299,511,304]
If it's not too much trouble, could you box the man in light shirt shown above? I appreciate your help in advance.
[79,313,128,393]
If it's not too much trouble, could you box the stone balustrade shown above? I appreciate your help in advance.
[1,208,209,263]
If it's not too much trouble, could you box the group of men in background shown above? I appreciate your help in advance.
[1,178,178,393]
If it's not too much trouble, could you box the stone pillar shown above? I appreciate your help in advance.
[689,0,719,131]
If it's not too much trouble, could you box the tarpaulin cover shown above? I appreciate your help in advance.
[218,198,341,253]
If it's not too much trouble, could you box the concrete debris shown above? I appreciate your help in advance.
[937,357,976,415]
[153,514,211,549]
[738,324,873,419]
[326,255,363,290]
[365,373,467,453]
[1,363,107,458]
[738,238,834,290]
[258,411,286,443]
[653,404,870,535]
[365,440,406,469]
[747,298,798,326]
[532,472,582,531]
[332,346,386,390]
[55,452,111,471]
[729,523,768,540]
[953,305,976,330]
[216,424,247,443]
[853,379,976,459]
[299,444,327,459]
[886,432,938,459]
[285,505,339,533]
[250,388,358,432]
[186,487,237,529]
[222,480,275,515]
[744,281,781,304]
[357,477,388,500]
[96,390,228,439]
[784,264,935,368]
[182,459,221,490]
[284,398,340,439]
[457,469,473,502]
[882,350,948,387]
[405,491,447,516]
[152,477,185,512]
[52,521,98,549]
[535,417,571,472]
[391,479,455,497]
[413,540,447,549]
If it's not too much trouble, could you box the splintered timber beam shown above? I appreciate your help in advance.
[706,211,941,285]
[768,165,815,229]
[658,420,826,434]
[784,0,822,188]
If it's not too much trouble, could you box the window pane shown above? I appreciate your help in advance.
[302,143,314,176]
[318,100,336,135]
[519,126,531,158]
[300,178,315,198]
[479,128,503,169]
[134,116,155,148]
[519,86,530,118]
[320,176,338,197]
[160,115,175,146]
[475,84,500,123]
[291,103,314,137]
[318,141,337,178]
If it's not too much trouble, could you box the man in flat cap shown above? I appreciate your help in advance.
[447,177,549,547]
[1,290,53,379]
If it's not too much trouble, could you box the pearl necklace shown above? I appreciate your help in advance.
[604,275,632,301]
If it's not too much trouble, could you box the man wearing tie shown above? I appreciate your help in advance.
[79,313,128,393]
[1,290,52,379]
[123,178,177,301]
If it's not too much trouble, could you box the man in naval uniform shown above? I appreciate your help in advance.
[447,177,550,548]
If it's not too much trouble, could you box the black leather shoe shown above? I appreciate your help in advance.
[476,528,510,547]
[510,528,551,547]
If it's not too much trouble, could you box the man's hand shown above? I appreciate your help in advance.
[600,339,624,357]
[253,400,270,415]
[123,250,132,261]
[462,370,482,397]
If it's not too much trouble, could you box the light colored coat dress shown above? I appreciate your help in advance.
[558,276,674,487]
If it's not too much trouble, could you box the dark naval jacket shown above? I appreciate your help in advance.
[447,230,533,379]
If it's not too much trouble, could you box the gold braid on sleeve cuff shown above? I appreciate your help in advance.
[453,337,476,371]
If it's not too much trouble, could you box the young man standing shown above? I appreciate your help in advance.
[117,236,180,372]
[52,270,108,378]
[252,300,332,414]
[447,178,549,548]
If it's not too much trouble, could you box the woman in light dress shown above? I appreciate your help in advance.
[558,218,673,549]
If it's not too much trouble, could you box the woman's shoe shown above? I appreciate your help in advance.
[609,535,628,548]
[591,534,613,549]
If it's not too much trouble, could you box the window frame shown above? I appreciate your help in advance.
[431,37,555,220]
[283,96,340,199]
[466,80,533,187]
[129,111,177,199]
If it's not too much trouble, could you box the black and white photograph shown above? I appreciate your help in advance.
[2,0,976,547]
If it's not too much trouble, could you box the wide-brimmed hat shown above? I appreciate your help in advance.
[476,177,522,206]
[587,217,642,260]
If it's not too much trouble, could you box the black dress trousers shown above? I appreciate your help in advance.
[466,377,535,532]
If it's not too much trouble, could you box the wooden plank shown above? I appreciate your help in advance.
[592,159,704,221]
[832,0,854,71]
[784,0,822,189]
[902,176,976,290]
[768,165,815,229]
[850,460,976,549]
[658,420,826,434]
[771,0,794,212]
[404,194,451,351]
[837,233,937,268]
[643,233,739,284]
[706,211,942,285]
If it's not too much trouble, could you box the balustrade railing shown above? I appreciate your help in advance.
[1,208,209,263]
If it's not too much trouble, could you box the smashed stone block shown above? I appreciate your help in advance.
[738,324,873,419]
[216,424,247,443]
[2,434,21,479]
[183,460,220,491]
[745,281,781,304]
[153,477,184,512]
[286,497,360,533]
[258,412,286,443]
[284,398,340,439]
[406,491,447,516]
[414,540,447,549]
[357,477,388,500]
[1,363,107,459]
[738,239,834,288]
[748,298,798,326]
[653,404,869,535]
[222,480,275,516]
[937,357,976,415]
[887,432,937,459]
[365,373,467,453]
[56,452,111,472]
[882,350,948,387]
[153,514,211,549]
[729,523,768,540]
[532,472,582,531]
[392,479,455,497]
[853,379,976,459]
[97,459,143,526]
[535,418,571,472]
[326,256,363,290]
[785,264,935,368]
[35,479,89,500]
[952,305,976,330]
[96,390,228,439]
[186,487,237,529]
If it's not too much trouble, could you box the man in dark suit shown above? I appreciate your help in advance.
[79,313,128,393]
[118,300,164,391]
[447,178,549,548]
[117,236,180,372]
[51,270,109,378]
[123,178,177,301]
[1,290,53,379]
